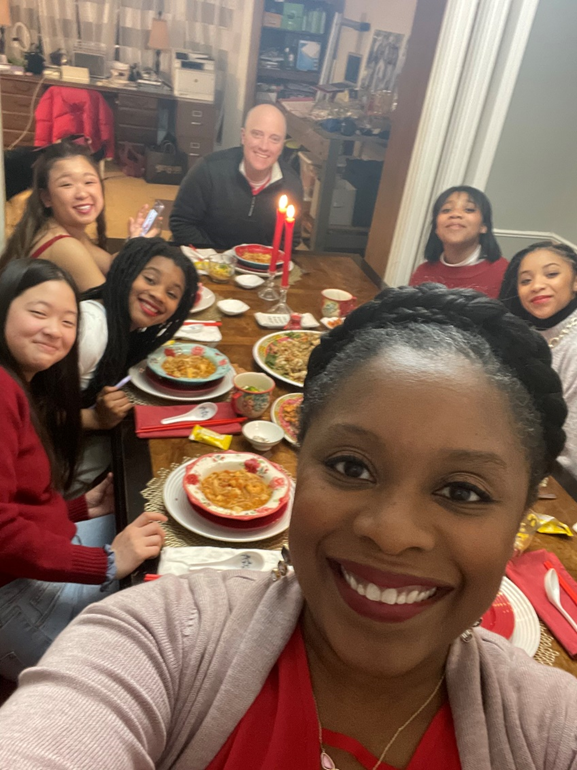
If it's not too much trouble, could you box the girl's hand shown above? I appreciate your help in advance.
[111,511,168,579]
[128,204,162,239]
[94,386,133,430]
[86,473,115,518]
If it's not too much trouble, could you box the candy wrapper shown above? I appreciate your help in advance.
[536,514,574,537]
[190,424,232,450]
[514,511,540,554]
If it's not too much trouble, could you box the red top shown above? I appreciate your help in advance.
[0,368,108,589]
[409,258,508,299]
[207,624,461,770]
[30,234,73,259]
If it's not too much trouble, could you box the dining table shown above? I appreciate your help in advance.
[111,251,577,680]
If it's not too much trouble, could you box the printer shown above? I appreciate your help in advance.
[172,51,215,102]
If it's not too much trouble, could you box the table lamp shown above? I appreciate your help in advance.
[148,13,170,78]
[0,0,12,65]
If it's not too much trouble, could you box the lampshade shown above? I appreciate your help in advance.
[0,0,12,27]
[148,17,170,51]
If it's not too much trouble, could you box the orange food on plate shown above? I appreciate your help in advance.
[200,469,272,512]
[161,354,217,380]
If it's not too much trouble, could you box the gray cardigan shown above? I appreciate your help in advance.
[0,571,576,769]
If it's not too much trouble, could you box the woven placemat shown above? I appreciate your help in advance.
[534,621,559,667]
[141,458,291,549]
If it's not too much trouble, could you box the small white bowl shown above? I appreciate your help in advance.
[217,299,250,316]
[242,420,284,451]
[234,274,265,289]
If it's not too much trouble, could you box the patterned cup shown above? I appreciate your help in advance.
[232,373,275,418]
[321,288,357,318]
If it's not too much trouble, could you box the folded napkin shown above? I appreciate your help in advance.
[506,549,577,656]
[159,546,282,575]
[134,402,243,438]
[254,312,319,329]
[174,324,222,343]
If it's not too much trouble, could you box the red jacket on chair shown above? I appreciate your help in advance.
[34,86,115,159]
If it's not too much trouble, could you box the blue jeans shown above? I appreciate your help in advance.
[0,514,118,681]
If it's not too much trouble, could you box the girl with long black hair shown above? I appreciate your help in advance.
[72,237,198,492]
[0,259,167,681]
[410,186,507,298]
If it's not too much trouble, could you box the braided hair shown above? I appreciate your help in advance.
[423,186,501,263]
[499,240,577,321]
[81,237,198,407]
[302,283,566,498]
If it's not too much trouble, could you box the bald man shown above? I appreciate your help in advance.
[170,104,303,250]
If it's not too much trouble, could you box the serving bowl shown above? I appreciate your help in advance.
[242,420,284,451]
[233,243,284,272]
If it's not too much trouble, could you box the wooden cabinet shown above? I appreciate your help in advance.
[0,74,216,173]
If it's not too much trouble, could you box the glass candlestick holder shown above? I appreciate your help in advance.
[268,287,292,319]
[257,271,280,301]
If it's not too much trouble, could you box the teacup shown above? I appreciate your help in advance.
[321,288,357,318]
[232,372,275,418]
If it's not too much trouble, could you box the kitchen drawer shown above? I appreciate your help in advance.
[177,135,214,159]
[2,111,34,131]
[1,93,34,114]
[3,128,35,148]
[117,93,159,112]
[117,107,158,129]
[0,76,42,97]
[116,124,158,146]
[176,101,215,139]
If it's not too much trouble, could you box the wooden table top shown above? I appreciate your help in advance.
[112,252,577,677]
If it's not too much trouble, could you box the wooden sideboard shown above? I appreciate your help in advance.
[0,73,215,171]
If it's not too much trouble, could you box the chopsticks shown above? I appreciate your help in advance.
[544,560,577,606]
[182,320,222,326]
[144,574,161,581]
[136,417,247,435]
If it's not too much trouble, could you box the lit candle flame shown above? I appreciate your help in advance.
[286,204,295,221]
[278,194,288,212]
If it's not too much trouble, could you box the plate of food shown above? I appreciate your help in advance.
[496,576,540,657]
[129,364,234,402]
[253,331,322,387]
[190,284,216,314]
[233,243,284,272]
[147,344,230,389]
[182,452,291,522]
[163,460,293,543]
[271,393,303,445]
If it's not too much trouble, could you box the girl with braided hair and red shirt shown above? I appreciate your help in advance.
[1,283,576,769]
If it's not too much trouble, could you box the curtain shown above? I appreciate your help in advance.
[77,0,119,64]
[118,0,155,70]
[37,0,77,59]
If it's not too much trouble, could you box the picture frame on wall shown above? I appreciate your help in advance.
[296,39,321,72]
[361,30,405,93]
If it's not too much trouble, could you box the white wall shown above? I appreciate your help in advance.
[332,0,418,84]
[486,0,577,250]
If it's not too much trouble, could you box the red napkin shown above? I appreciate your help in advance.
[506,549,577,656]
[134,402,242,438]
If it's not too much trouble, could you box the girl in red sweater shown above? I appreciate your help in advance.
[0,259,167,681]
[409,186,508,298]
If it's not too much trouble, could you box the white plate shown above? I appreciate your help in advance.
[253,330,323,388]
[163,460,293,542]
[236,262,294,277]
[190,286,216,314]
[500,576,541,657]
[129,364,234,402]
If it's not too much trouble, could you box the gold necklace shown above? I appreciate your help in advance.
[318,673,446,770]
[547,315,577,349]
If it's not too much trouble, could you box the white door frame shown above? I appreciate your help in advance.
[384,0,541,287]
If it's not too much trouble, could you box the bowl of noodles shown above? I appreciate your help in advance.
[233,244,285,272]
[253,331,322,387]
[146,343,230,390]
[183,452,292,525]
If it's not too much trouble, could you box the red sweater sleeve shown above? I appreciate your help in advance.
[66,496,90,523]
[0,372,108,585]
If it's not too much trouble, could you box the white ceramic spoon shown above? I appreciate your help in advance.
[160,402,218,425]
[544,568,577,632]
[187,551,266,571]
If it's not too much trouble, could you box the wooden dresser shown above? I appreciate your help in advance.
[0,73,216,171]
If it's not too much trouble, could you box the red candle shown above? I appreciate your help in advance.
[281,204,295,289]
[270,194,288,277]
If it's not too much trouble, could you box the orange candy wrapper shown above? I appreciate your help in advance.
[189,424,232,450]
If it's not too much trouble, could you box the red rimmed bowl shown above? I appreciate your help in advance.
[233,243,284,272]
[183,451,291,523]
[147,343,230,390]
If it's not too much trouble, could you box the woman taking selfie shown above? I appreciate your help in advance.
[0,139,159,292]
[500,240,577,479]
[1,284,576,768]
[410,186,507,298]
[0,259,167,681]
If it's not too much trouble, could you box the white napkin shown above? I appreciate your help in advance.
[254,312,319,329]
[159,546,282,575]
[174,324,223,343]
